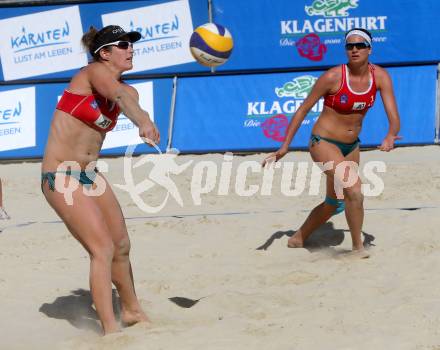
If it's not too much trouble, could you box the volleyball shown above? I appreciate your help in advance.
[189,23,233,67]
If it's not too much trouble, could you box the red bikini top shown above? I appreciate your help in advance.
[324,64,377,114]
[56,90,121,132]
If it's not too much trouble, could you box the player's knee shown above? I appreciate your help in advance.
[343,185,363,203]
[90,239,115,263]
[114,236,130,257]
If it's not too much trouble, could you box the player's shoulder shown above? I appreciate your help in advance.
[82,62,112,77]
[327,65,343,75]
[370,63,392,88]
[319,65,342,84]
[370,63,389,78]
[121,83,139,99]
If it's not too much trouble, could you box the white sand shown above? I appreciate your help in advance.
[1,145,440,350]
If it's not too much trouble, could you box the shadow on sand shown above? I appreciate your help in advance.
[257,222,375,252]
[39,288,121,334]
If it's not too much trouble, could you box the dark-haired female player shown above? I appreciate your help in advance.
[263,28,401,257]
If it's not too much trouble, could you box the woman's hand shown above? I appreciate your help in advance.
[139,121,160,146]
[262,146,289,167]
[378,134,402,152]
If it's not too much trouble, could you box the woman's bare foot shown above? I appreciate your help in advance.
[287,232,304,248]
[121,308,150,327]
[341,248,370,259]
[352,248,370,258]
[103,324,121,336]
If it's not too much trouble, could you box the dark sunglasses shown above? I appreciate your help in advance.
[345,42,370,50]
[94,40,133,54]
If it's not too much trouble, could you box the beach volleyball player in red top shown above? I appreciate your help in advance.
[263,28,401,257]
[42,25,159,334]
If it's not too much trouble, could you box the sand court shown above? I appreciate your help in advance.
[1,146,440,349]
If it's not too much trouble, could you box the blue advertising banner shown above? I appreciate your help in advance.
[172,65,437,153]
[0,83,59,158]
[0,78,173,159]
[213,0,440,71]
[0,0,208,81]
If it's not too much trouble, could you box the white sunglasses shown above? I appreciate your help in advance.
[93,40,133,54]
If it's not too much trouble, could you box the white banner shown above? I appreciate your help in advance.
[0,6,88,81]
[0,87,36,151]
[102,81,154,150]
[101,0,195,72]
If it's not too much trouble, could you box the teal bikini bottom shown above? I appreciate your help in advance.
[311,134,360,157]
[41,168,98,192]
[311,134,356,215]
[324,196,345,216]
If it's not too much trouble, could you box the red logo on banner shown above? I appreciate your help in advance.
[296,33,327,61]
[261,114,288,142]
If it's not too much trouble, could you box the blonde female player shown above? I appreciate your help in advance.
[42,25,159,334]
[263,28,401,257]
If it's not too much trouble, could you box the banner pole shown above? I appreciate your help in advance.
[208,0,212,23]
[435,63,440,144]
[166,76,178,152]
[208,0,216,74]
